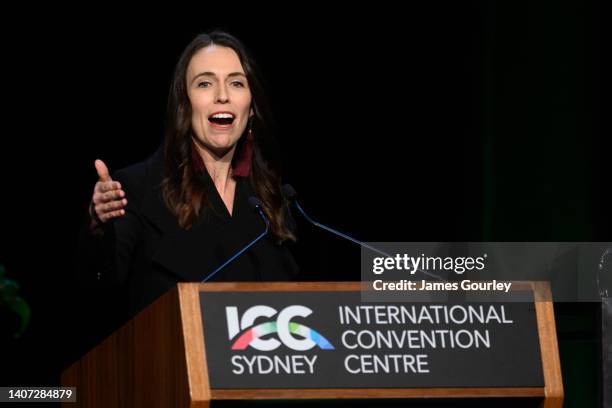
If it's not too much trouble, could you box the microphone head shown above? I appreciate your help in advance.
[248,196,263,210]
[281,184,297,201]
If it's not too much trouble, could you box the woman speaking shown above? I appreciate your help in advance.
[78,31,298,318]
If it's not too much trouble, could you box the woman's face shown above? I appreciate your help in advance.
[187,45,253,157]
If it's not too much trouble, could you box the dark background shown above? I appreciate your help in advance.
[0,1,607,407]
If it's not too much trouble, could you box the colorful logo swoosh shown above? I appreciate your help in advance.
[231,321,334,350]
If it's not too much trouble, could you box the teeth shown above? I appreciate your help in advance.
[211,113,234,119]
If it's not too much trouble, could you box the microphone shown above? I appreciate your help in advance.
[282,184,445,281]
[201,196,270,283]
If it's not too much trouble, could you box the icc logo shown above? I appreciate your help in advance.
[226,305,334,351]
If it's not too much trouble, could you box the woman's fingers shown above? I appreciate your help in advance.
[100,189,125,202]
[91,160,127,223]
[95,159,112,182]
[95,199,128,214]
[99,209,126,223]
[93,186,125,204]
[96,181,122,194]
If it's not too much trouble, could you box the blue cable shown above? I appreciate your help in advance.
[201,208,269,283]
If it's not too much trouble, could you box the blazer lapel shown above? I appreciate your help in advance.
[139,148,180,234]
[139,149,263,282]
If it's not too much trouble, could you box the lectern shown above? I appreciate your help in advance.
[62,282,563,407]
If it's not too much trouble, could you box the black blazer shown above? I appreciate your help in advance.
[77,147,298,319]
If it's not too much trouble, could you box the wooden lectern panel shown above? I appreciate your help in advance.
[61,284,209,407]
[533,282,564,408]
[62,281,562,408]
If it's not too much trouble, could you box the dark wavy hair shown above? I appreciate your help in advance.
[161,30,294,243]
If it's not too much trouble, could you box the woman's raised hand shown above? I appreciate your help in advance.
[90,159,127,224]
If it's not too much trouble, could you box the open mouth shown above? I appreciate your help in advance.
[208,112,235,126]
